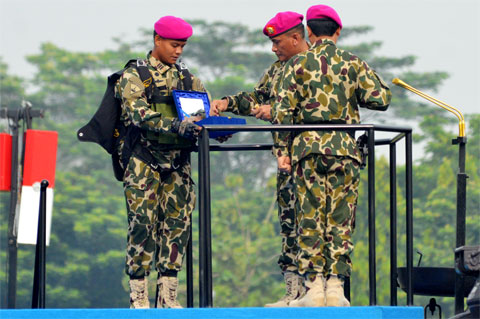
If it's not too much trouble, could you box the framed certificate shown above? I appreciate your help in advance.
[172,90,210,121]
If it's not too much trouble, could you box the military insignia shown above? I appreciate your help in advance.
[142,78,152,88]
[266,25,276,35]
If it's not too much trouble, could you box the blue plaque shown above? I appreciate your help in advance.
[172,90,210,121]
[172,90,246,138]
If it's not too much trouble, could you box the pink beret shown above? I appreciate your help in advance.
[263,11,304,38]
[154,16,193,40]
[306,5,342,29]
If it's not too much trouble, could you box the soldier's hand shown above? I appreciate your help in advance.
[189,115,203,122]
[171,117,202,140]
[210,99,228,116]
[251,104,272,121]
[277,155,291,173]
[215,134,233,143]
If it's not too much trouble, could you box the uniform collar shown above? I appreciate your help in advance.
[147,51,173,75]
[313,38,336,48]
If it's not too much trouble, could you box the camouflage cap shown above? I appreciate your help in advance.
[154,16,193,40]
[263,11,304,38]
[306,5,342,29]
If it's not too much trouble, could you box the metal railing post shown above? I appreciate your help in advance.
[187,208,193,308]
[405,131,414,305]
[389,142,398,306]
[198,129,212,307]
[6,119,19,309]
[32,179,48,309]
[367,128,377,305]
[454,137,467,314]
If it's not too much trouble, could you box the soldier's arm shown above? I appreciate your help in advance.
[223,63,277,116]
[223,92,258,116]
[272,58,303,158]
[116,67,174,133]
[356,59,392,111]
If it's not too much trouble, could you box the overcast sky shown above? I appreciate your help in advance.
[1,0,479,118]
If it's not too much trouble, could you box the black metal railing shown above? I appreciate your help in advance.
[188,123,414,308]
[32,180,49,309]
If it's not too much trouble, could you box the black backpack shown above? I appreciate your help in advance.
[77,59,192,181]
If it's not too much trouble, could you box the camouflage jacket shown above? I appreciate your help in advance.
[224,60,285,116]
[115,52,207,165]
[272,39,392,164]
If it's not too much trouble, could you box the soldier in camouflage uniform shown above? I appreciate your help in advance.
[272,5,391,307]
[115,16,206,309]
[210,12,310,307]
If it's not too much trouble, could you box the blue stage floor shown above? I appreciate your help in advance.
[2,306,423,319]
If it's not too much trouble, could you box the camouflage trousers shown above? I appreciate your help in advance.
[276,171,300,273]
[123,155,195,278]
[294,154,360,278]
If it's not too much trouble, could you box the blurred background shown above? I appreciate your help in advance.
[0,0,478,316]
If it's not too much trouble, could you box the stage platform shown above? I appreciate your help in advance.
[2,306,423,319]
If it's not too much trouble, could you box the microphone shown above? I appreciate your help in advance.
[392,78,465,137]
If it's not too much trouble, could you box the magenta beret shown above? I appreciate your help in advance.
[306,5,342,29]
[154,16,193,40]
[263,11,304,38]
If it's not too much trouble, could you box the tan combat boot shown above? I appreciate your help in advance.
[326,275,350,307]
[265,272,306,307]
[289,274,325,307]
[157,276,182,308]
[129,278,150,309]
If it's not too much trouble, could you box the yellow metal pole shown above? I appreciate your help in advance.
[393,78,468,314]
[392,78,465,137]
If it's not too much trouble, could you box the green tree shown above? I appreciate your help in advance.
[0,58,26,110]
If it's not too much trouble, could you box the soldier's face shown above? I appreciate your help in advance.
[271,33,298,62]
[153,36,187,65]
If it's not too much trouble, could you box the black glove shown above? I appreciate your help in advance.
[190,110,206,118]
[171,118,202,140]
[215,134,232,143]
[356,133,368,169]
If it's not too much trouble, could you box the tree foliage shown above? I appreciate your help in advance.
[0,58,26,110]
[0,20,478,318]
